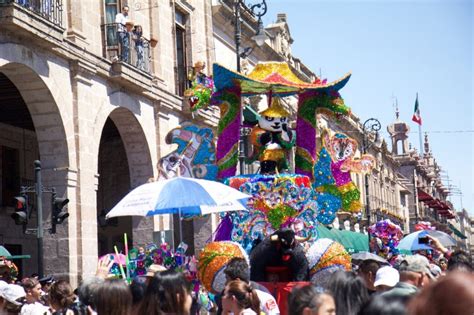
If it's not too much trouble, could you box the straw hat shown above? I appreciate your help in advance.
[260,97,290,118]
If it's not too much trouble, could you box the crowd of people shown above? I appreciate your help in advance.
[0,235,473,315]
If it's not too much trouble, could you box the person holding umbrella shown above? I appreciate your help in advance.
[425,235,472,272]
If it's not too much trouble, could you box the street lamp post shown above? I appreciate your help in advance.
[233,0,267,174]
[362,118,381,251]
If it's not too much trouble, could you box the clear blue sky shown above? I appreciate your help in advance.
[262,0,473,214]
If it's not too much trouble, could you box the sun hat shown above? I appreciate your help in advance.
[0,284,26,305]
[374,266,400,288]
[399,254,434,279]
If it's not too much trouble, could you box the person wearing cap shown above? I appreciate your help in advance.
[380,254,434,300]
[39,276,55,293]
[39,275,55,305]
[0,283,26,314]
[374,266,400,293]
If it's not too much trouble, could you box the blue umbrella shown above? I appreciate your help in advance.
[397,230,456,251]
[106,177,251,242]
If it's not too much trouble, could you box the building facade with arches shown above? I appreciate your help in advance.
[0,0,313,285]
[0,0,217,285]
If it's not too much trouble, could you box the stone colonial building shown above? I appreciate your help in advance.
[0,0,221,285]
[387,113,458,236]
[0,0,319,283]
[453,208,470,252]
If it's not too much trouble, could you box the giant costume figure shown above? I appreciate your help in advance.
[250,97,296,174]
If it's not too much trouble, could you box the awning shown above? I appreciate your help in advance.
[417,189,434,202]
[316,225,369,254]
[437,201,455,218]
[448,223,467,239]
[418,192,454,217]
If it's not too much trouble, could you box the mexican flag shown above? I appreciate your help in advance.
[412,94,422,125]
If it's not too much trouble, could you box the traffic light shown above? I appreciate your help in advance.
[11,194,28,225]
[51,194,69,234]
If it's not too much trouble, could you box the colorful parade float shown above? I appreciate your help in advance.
[105,61,377,314]
[187,62,374,313]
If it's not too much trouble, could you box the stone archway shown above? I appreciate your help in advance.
[97,106,155,255]
[0,63,71,170]
[0,62,72,279]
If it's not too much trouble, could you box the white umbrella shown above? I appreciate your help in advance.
[106,177,250,242]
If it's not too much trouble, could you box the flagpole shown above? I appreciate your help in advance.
[414,93,423,156]
[418,124,423,156]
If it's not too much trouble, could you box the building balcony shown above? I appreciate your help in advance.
[0,0,64,46]
[101,23,154,75]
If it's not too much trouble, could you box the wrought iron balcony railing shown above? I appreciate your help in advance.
[0,0,63,26]
[101,23,153,73]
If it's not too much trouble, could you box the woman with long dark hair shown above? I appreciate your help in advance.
[221,280,260,315]
[325,271,369,315]
[95,279,132,315]
[138,270,192,315]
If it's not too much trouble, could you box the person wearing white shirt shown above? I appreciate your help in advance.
[115,5,130,62]
[20,278,49,315]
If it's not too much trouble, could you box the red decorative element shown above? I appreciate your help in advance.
[258,282,310,315]
[263,73,300,86]
[295,176,311,187]
[312,78,328,85]
[227,177,249,189]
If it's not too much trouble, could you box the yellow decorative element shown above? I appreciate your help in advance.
[217,143,239,165]
[296,147,315,164]
[308,240,351,279]
[348,200,362,212]
[247,62,309,85]
[339,182,356,194]
[198,242,247,294]
[259,97,290,117]
[261,148,285,163]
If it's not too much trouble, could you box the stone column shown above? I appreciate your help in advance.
[69,59,100,284]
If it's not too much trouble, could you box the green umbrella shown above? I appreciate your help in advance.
[315,225,369,253]
[0,246,30,260]
[0,246,11,257]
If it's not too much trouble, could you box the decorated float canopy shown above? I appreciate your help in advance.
[211,61,353,180]
[213,62,352,96]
